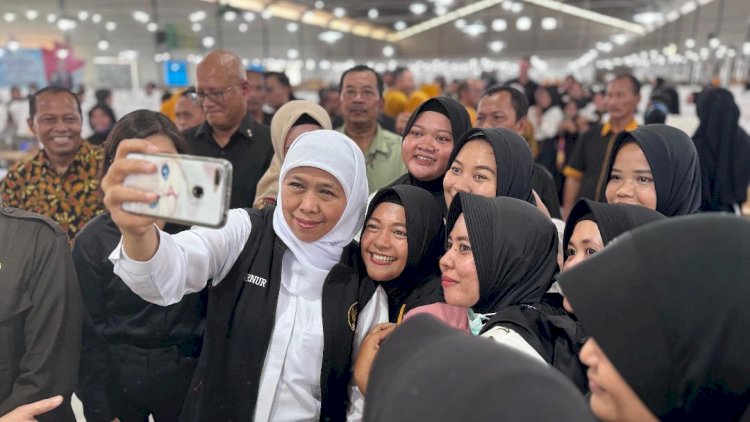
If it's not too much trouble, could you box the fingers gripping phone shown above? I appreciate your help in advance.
[123,153,233,228]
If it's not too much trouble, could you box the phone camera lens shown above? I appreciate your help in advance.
[214,169,222,186]
[192,186,204,198]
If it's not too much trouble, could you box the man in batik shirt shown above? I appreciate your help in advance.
[0,86,104,242]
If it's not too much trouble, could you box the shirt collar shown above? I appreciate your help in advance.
[195,112,257,142]
[601,118,638,136]
[33,139,92,172]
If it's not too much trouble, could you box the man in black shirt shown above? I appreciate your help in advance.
[183,50,273,208]
[505,57,540,107]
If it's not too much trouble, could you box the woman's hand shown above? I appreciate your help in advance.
[354,322,397,395]
[101,139,162,261]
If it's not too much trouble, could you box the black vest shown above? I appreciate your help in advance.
[181,208,366,421]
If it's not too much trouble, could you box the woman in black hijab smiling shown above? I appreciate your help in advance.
[442,127,534,209]
[388,97,472,205]
[606,124,701,216]
[441,193,586,390]
[559,214,750,421]
[692,87,750,213]
[353,185,467,394]
[364,314,595,422]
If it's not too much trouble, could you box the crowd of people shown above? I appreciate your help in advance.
[0,48,749,422]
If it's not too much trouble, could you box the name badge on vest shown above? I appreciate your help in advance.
[244,273,268,288]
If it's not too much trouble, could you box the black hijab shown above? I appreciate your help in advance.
[608,124,701,216]
[693,87,750,212]
[448,127,535,204]
[388,97,471,196]
[559,214,750,420]
[446,193,557,314]
[363,185,445,322]
[364,314,595,422]
[563,198,666,249]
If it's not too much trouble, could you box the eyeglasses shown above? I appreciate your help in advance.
[194,84,240,104]
[341,88,378,100]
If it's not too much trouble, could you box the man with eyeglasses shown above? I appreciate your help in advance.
[336,65,405,194]
[174,87,206,131]
[183,50,273,208]
[0,86,104,242]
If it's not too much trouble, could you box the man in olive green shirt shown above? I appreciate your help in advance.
[337,65,406,193]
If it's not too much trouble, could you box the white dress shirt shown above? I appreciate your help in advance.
[110,209,388,421]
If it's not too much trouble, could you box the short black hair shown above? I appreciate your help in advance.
[181,86,197,97]
[102,109,189,175]
[611,73,641,95]
[483,85,529,121]
[95,88,112,104]
[392,67,410,83]
[338,65,384,98]
[318,86,339,103]
[264,71,291,88]
[29,86,82,120]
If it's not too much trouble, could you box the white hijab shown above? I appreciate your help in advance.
[272,129,368,272]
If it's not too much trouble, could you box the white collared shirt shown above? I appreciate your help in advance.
[110,209,388,421]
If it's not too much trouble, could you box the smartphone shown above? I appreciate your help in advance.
[123,152,233,228]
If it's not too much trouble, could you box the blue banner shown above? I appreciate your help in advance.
[0,49,47,88]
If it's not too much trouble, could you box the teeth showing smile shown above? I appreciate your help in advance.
[371,253,396,263]
[415,155,435,162]
[52,136,71,142]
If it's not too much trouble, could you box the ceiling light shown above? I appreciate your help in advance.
[699,47,709,59]
[382,45,394,57]
[47,13,57,23]
[24,10,39,21]
[7,39,20,52]
[192,23,202,32]
[283,22,296,32]
[147,22,158,32]
[57,18,77,31]
[680,1,697,14]
[315,1,325,9]
[685,38,695,48]
[305,59,316,70]
[502,2,514,10]
[78,11,89,21]
[4,13,17,22]
[726,48,735,58]
[698,0,711,4]
[261,9,272,20]
[202,36,215,48]
[744,42,750,56]
[666,10,679,22]
[238,22,248,32]
[287,48,299,59]
[56,49,69,59]
[319,59,331,69]
[492,19,507,31]
[511,2,524,13]
[368,8,379,19]
[596,41,613,52]
[463,21,487,36]
[709,36,720,49]
[190,11,207,22]
[410,3,428,15]
[97,39,109,50]
[318,30,343,43]
[91,13,101,23]
[612,34,628,45]
[454,18,466,29]
[394,21,407,31]
[223,10,236,22]
[541,17,557,30]
[488,40,505,52]
[132,11,150,23]
[105,21,116,31]
[243,12,255,21]
[633,12,663,25]
[333,7,346,18]
[516,16,532,31]
[435,5,448,15]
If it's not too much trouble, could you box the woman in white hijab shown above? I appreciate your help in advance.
[102,130,387,421]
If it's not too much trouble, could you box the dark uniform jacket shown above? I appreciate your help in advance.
[0,206,81,421]
[183,112,273,208]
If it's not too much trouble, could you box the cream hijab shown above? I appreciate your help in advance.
[254,100,332,204]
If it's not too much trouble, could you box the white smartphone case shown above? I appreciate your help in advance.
[123,152,233,228]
